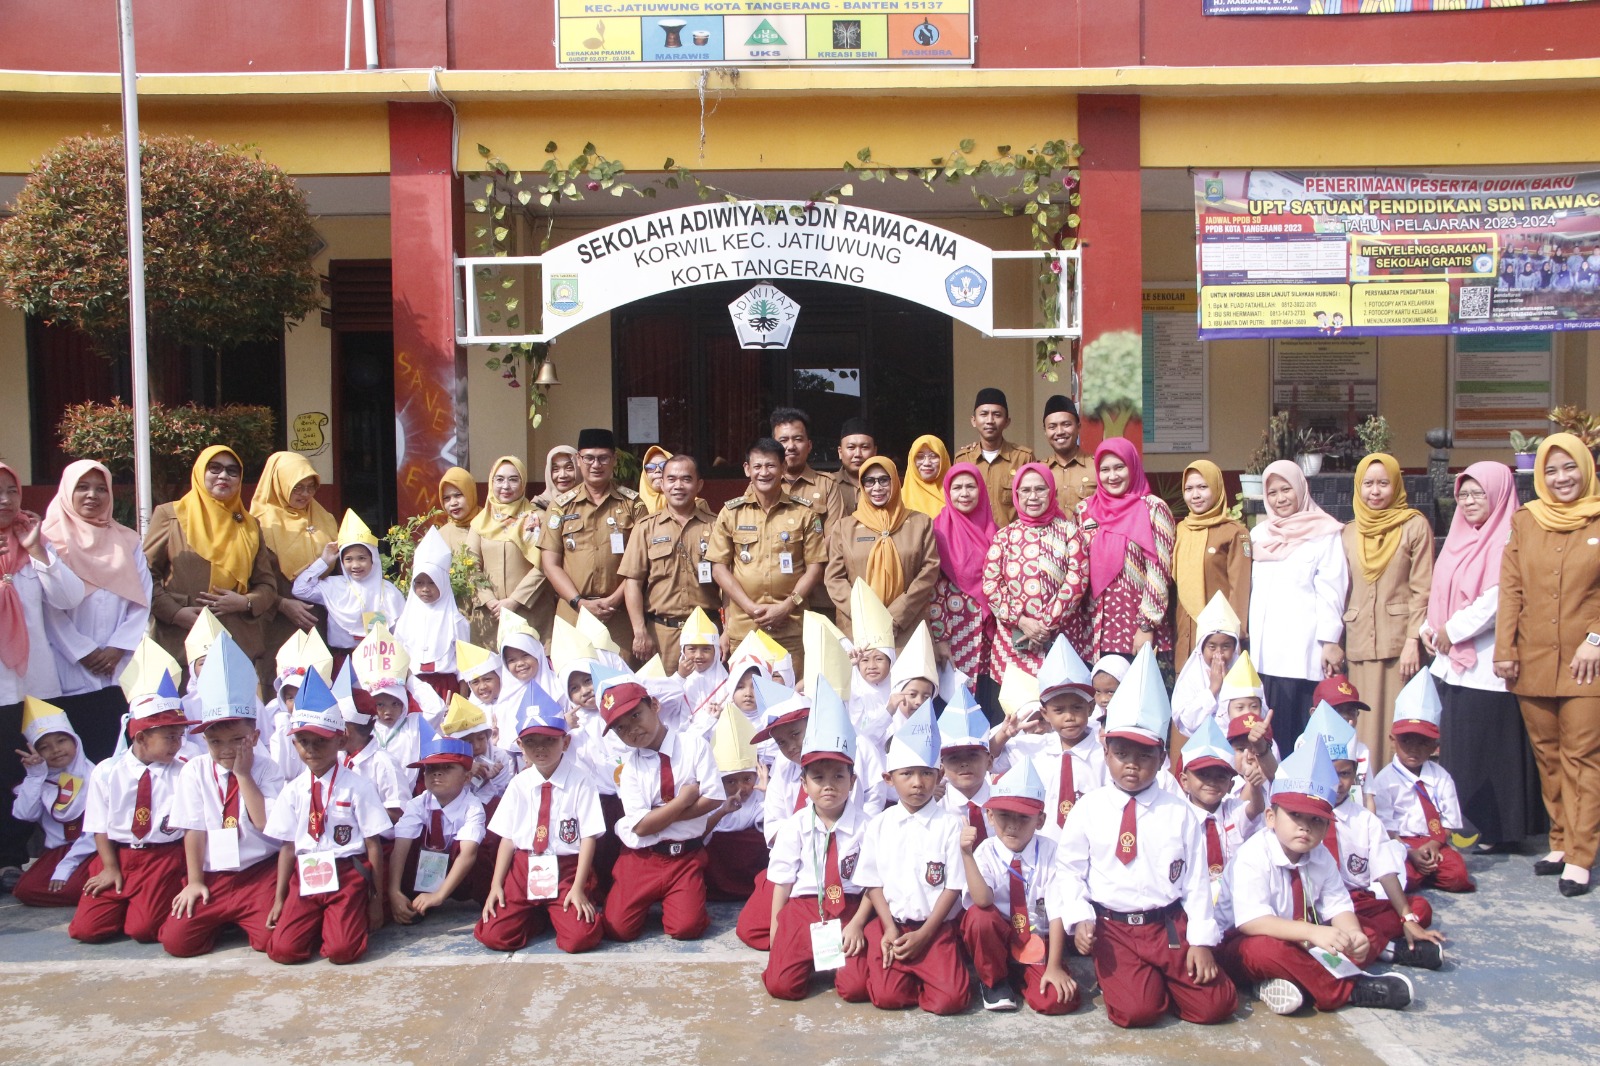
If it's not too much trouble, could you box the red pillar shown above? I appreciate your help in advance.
[1075,95,1144,451]
[388,102,465,517]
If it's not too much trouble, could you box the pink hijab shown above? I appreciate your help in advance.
[42,460,149,608]
[1252,459,1343,561]
[1010,462,1065,528]
[933,462,998,614]
[0,462,29,672]
[1080,438,1157,597]
[1428,462,1516,673]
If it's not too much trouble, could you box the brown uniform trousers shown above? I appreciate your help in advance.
[618,504,721,669]
[1342,514,1434,768]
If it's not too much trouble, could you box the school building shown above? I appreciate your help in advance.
[3,1,1600,523]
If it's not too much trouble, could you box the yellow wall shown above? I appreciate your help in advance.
[0,305,29,481]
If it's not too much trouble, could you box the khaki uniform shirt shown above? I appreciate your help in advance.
[617,504,721,623]
[1496,510,1600,698]
[707,490,826,634]
[781,466,845,533]
[542,484,647,622]
[1341,514,1434,663]
[952,439,1036,527]
[835,471,862,515]
[1045,448,1098,518]
[1172,518,1252,664]
[823,513,943,646]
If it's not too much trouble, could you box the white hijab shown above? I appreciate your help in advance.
[393,558,467,670]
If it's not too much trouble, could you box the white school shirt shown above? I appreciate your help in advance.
[82,751,187,846]
[767,801,869,897]
[965,834,1057,938]
[1028,731,1108,843]
[265,764,392,858]
[1370,758,1463,839]
[43,558,152,696]
[1423,584,1506,692]
[852,801,967,923]
[289,557,406,648]
[762,748,886,846]
[0,544,85,703]
[394,788,487,847]
[615,726,728,848]
[1046,783,1221,946]
[342,740,408,815]
[488,754,605,856]
[711,789,765,835]
[938,775,992,830]
[373,712,423,789]
[1247,530,1348,682]
[1187,794,1259,873]
[573,708,631,796]
[169,752,286,871]
[1217,826,1353,932]
[1328,793,1406,893]
[469,751,513,804]
[13,762,98,878]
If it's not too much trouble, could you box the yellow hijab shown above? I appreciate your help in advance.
[1350,453,1423,583]
[638,445,672,515]
[249,451,336,580]
[854,456,909,607]
[1528,432,1600,533]
[438,466,481,529]
[174,445,260,594]
[1173,460,1228,621]
[902,435,950,519]
[470,456,539,562]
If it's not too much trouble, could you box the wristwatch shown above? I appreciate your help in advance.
[1586,632,1600,647]
[568,595,581,610]
[1402,911,1421,925]
[791,593,804,607]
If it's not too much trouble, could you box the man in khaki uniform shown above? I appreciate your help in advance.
[835,416,878,514]
[709,438,825,674]
[540,427,647,664]
[620,453,720,669]
[771,406,843,617]
[952,387,1036,527]
[1042,394,1098,518]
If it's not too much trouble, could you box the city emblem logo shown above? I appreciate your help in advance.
[548,274,582,316]
[729,284,800,349]
[1169,859,1185,884]
[1348,854,1368,877]
[946,266,987,308]
[924,861,946,887]
[559,817,579,844]
[333,824,353,846]
[841,852,858,880]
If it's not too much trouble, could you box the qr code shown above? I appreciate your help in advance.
[1458,285,1492,320]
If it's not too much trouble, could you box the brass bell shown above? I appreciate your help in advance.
[534,360,561,388]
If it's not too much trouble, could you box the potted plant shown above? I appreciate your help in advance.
[1549,405,1600,458]
[1242,410,1294,497]
[1509,430,1543,471]
[1293,426,1336,477]
[1356,414,1393,457]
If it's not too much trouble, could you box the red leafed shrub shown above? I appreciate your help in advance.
[58,399,276,501]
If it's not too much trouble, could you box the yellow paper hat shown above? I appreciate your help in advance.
[455,640,499,682]
[353,622,410,692]
[1218,650,1265,704]
[497,611,543,655]
[890,621,938,690]
[1195,591,1242,641]
[680,606,720,648]
[299,628,335,684]
[730,628,788,670]
[441,693,492,738]
[336,508,380,550]
[803,611,853,703]
[22,696,74,747]
[848,577,894,652]
[120,636,182,699]
[638,654,667,679]
[184,607,225,664]
[998,664,1042,719]
[575,606,622,656]
[710,697,759,773]
[550,615,596,671]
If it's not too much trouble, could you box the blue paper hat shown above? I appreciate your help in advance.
[984,759,1046,815]
[330,657,372,725]
[1038,634,1093,701]
[1391,669,1443,739]
[289,667,344,738]
[516,682,569,738]
[752,675,811,742]
[936,693,989,752]
[885,700,941,772]
[587,661,627,698]
[194,630,259,733]
[800,678,856,767]
[1272,733,1340,816]
[1179,716,1236,774]
[408,718,474,768]
[1301,700,1357,763]
[1101,645,1172,747]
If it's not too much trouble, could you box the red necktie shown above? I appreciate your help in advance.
[658,752,676,803]
[1414,781,1447,843]
[1204,816,1225,876]
[793,778,808,813]
[132,768,153,840]
[1116,796,1137,864]
[1323,820,1342,868]
[219,771,241,829]
[967,802,987,844]
[426,807,446,851]
[822,833,846,919]
[309,777,327,841]
[1288,866,1306,922]
[534,781,553,856]
[1057,752,1076,827]
[1008,857,1029,944]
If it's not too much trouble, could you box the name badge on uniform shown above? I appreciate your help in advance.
[610,532,625,554]
[298,851,339,896]
[527,854,560,900]
[361,611,387,633]
[697,560,713,584]
[810,918,845,971]
[206,826,241,872]
[413,848,450,894]
[779,552,794,575]
[1011,931,1045,965]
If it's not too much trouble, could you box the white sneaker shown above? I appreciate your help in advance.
[1257,978,1305,1015]
[979,982,1018,1012]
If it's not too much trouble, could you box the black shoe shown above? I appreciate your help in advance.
[1389,939,1444,970]
[0,866,21,894]
[979,981,1018,1012]
[1348,973,1413,1010]
[1559,877,1593,898]
[1533,859,1565,876]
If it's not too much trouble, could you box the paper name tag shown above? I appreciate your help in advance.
[810,918,845,971]
[527,854,560,900]
[610,532,626,555]
[697,561,713,584]
[1305,943,1363,979]
[206,826,241,871]
[779,552,794,575]
[298,852,339,896]
[413,848,449,894]
[1010,931,1046,965]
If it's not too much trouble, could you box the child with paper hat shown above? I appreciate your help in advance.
[395,526,470,703]
[387,722,488,922]
[263,667,392,965]
[959,760,1077,1015]
[994,637,1105,846]
[441,693,511,804]
[475,682,606,954]
[761,678,873,1003]
[500,611,557,695]
[845,579,897,738]
[675,606,728,718]
[1179,716,1263,893]
[936,688,997,842]
[1090,654,1131,721]
[161,632,285,957]
[703,703,769,902]
[1171,592,1244,739]
[291,510,405,650]
[350,623,426,786]
[265,629,334,777]
[9,697,97,906]
[1305,704,1444,972]
[334,652,408,818]
[1309,675,1374,808]
[183,606,226,669]
[1217,735,1415,1014]
[1369,670,1476,894]
[882,621,939,745]
[1045,646,1238,1029]
[68,671,197,945]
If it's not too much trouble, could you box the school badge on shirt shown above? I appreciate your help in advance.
[841,852,858,881]
[559,818,578,844]
[1169,859,1185,884]
[924,861,946,887]
[1347,854,1368,877]
[334,824,353,846]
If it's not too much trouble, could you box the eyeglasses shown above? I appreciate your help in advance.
[1455,490,1487,502]
[643,462,666,473]
[862,475,892,488]
[576,453,614,465]
[1015,486,1051,497]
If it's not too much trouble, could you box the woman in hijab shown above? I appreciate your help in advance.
[40,460,152,760]
[249,451,333,659]
[1172,459,1251,664]
[1248,458,1348,749]
[1341,453,1434,768]
[435,466,491,645]
[1075,438,1176,662]
[1495,434,1600,896]
[466,455,555,642]
[1423,462,1537,855]
[637,445,672,515]
[533,446,580,509]
[824,456,941,648]
[902,435,950,519]
[928,463,997,692]
[144,446,279,688]
[982,463,1090,679]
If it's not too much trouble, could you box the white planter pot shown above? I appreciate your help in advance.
[1240,473,1264,498]
[1295,452,1325,476]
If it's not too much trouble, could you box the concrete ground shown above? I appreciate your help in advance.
[0,843,1593,1066]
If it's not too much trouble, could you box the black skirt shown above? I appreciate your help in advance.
[1435,678,1546,845]
[1261,674,1319,753]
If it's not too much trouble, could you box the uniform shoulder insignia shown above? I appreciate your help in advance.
[615,485,639,500]
[788,494,814,508]
[552,488,580,508]
[723,495,748,510]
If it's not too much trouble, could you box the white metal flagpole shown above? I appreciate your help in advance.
[117,0,153,533]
